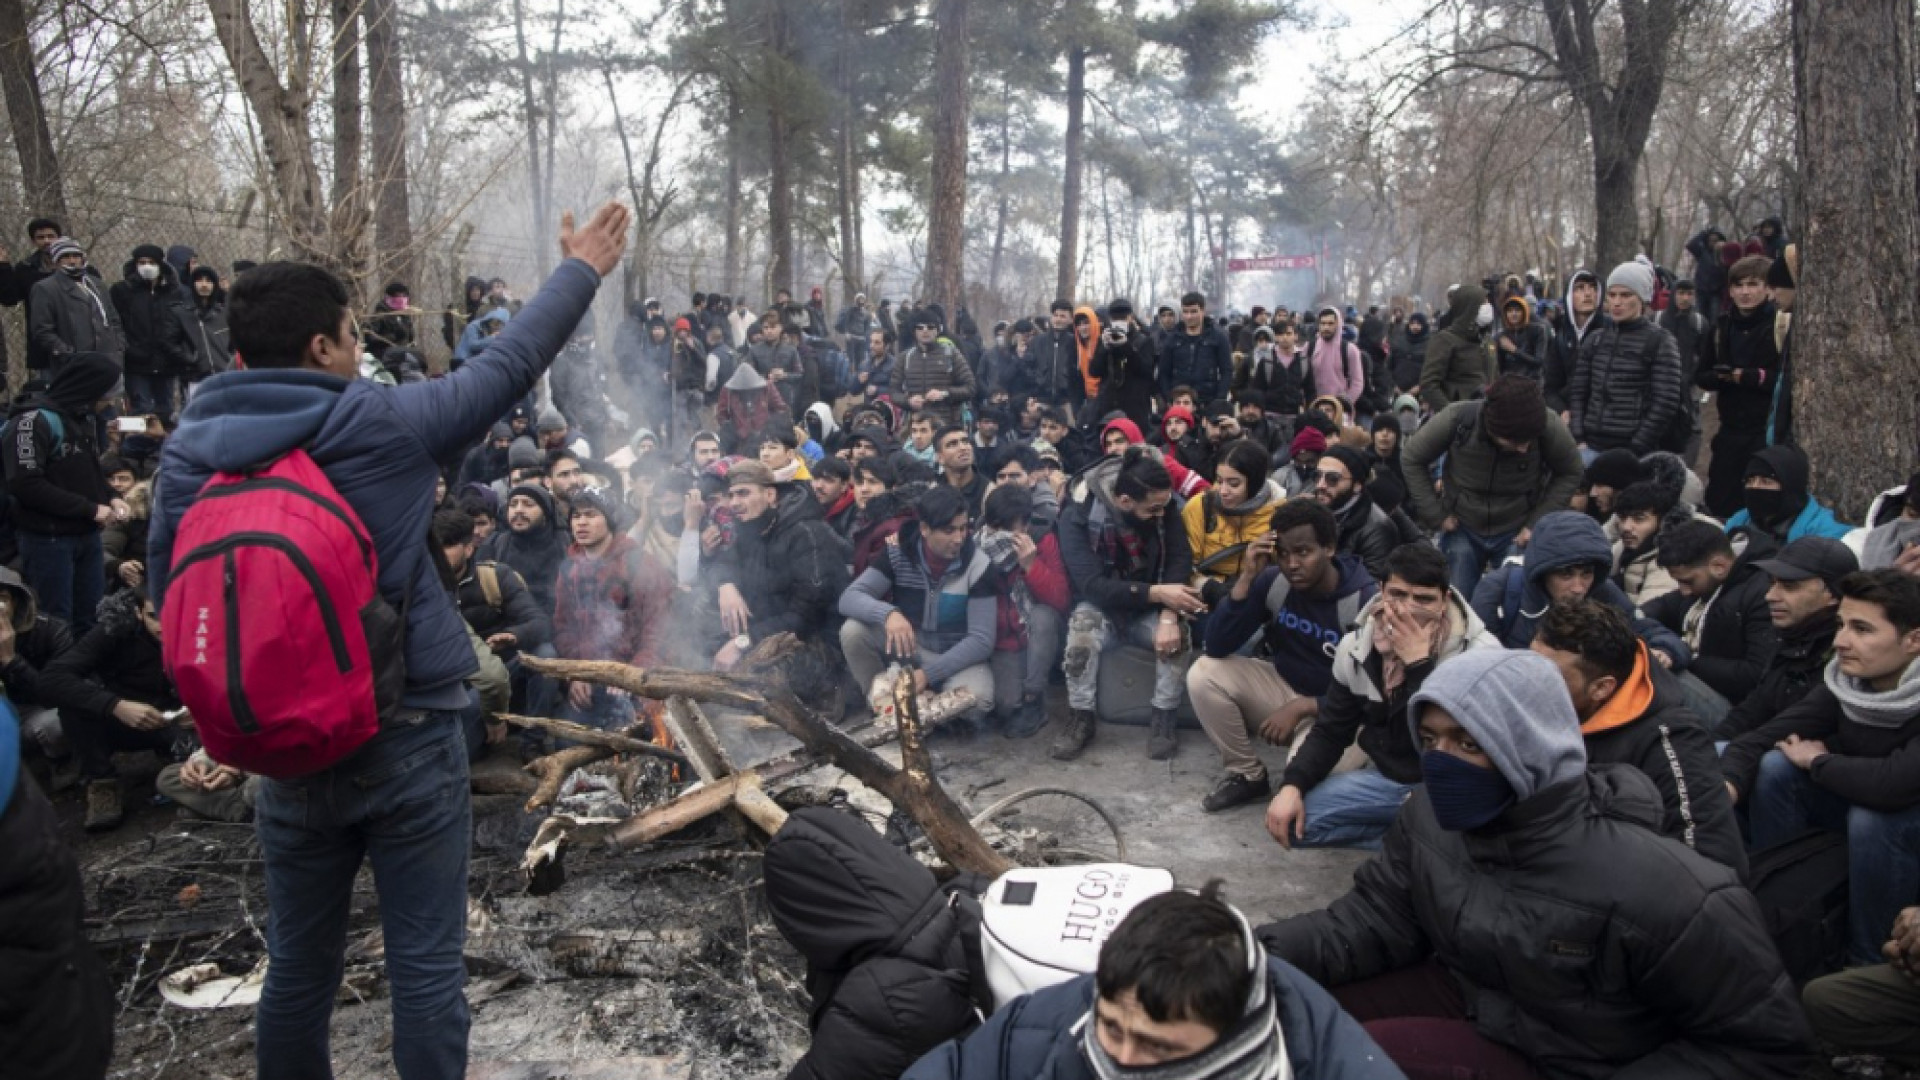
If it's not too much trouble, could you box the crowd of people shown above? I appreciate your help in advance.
[5,203,1920,1080]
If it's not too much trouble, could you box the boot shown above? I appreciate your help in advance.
[1049,708,1098,761]
[1146,708,1180,761]
[1002,694,1050,739]
[1202,770,1272,813]
[84,778,125,832]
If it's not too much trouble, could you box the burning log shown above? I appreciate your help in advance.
[523,745,613,813]
[495,712,691,767]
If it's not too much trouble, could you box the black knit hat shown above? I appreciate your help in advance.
[131,243,166,263]
[1584,448,1644,490]
[1480,374,1547,443]
[1324,445,1372,486]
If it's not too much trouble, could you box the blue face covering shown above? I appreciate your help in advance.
[1421,750,1515,831]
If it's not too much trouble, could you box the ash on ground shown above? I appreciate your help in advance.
[89,786,811,1080]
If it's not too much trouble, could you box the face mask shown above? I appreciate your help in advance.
[1475,303,1494,329]
[1420,750,1515,831]
[62,263,85,280]
[137,264,159,282]
[1745,486,1788,524]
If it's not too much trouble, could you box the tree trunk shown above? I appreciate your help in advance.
[835,0,860,306]
[364,0,414,290]
[1591,147,1639,276]
[986,76,1012,305]
[0,0,67,222]
[925,0,970,317]
[765,0,795,297]
[604,64,648,304]
[329,0,362,215]
[1791,0,1920,516]
[1056,46,1086,302]
[509,0,549,278]
[542,0,565,246]
[723,85,743,301]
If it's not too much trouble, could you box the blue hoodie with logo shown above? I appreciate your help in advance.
[1204,553,1377,698]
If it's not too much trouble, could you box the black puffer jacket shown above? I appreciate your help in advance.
[1717,608,1836,742]
[1568,315,1683,455]
[0,775,114,1080]
[1088,324,1158,433]
[1260,766,1812,1080]
[764,808,984,1080]
[717,482,851,646]
[109,259,189,377]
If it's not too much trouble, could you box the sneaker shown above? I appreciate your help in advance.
[84,779,125,832]
[1003,695,1049,739]
[1049,708,1097,761]
[1146,709,1180,760]
[1201,771,1271,814]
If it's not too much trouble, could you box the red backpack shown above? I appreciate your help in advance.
[162,450,406,778]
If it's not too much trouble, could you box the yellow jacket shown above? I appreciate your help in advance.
[1183,478,1285,584]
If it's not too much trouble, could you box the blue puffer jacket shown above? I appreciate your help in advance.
[903,957,1405,1080]
[149,259,601,708]
[1469,510,1691,666]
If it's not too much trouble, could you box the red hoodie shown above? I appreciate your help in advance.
[1102,417,1210,499]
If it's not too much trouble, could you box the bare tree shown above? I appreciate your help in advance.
[1790,0,1920,515]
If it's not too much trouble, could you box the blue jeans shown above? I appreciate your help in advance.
[1751,748,1920,965]
[254,715,472,1080]
[19,529,104,635]
[1301,766,1418,851]
[124,371,177,420]
[1439,526,1518,599]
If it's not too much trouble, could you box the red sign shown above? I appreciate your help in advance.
[1226,254,1318,273]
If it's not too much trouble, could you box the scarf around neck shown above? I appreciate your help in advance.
[1825,656,1920,729]
[1077,967,1290,1080]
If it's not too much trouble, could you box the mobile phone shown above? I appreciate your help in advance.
[115,417,146,433]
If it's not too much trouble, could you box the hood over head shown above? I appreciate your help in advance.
[848,424,894,456]
[1500,296,1531,327]
[763,808,945,977]
[165,244,196,280]
[1409,647,1588,801]
[1522,510,1615,587]
[1445,283,1488,326]
[1102,416,1144,446]
[0,566,38,631]
[724,363,768,392]
[44,351,124,416]
[805,401,838,441]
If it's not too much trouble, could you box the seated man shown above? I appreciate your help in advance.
[480,483,566,611]
[1724,444,1851,544]
[1641,520,1777,733]
[1266,543,1498,850]
[551,486,673,731]
[1529,599,1747,876]
[0,567,77,785]
[1188,500,1378,813]
[1607,475,1692,606]
[1259,648,1812,1080]
[156,748,257,823]
[713,461,851,680]
[1803,904,1920,1072]
[1470,509,1690,666]
[838,485,999,729]
[1718,537,1856,743]
[905,886,1400,1080]
[1052,448,1200,763]
[1311,446,1397,581]
[1724,567,1920,967]
[39,589,186,831]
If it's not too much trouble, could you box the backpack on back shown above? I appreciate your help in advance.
[162,450,406,778]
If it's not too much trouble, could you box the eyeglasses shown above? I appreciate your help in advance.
[1312,470,1351,485]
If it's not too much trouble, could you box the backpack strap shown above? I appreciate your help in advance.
[39,410,64,451]
[477,562,503,611]
[1336,590,1365,632]
[1499,566,1526,637]
[1449,402,1483,452]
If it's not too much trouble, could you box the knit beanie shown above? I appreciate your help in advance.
[47,237,82,262]
[1289,427,1328,456]
[131,243,166,264]
[1324,445,1372,485]
[1584,448,1644,490]
[536,406,567,434]
[1606,258,1655,304]
[507,436,542,470]
[1480,374,1547,443]
[569,485,627,531]
[488,421,513,442]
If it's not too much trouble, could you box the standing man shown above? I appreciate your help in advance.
[1419,285,1491,413]
[28,238,122,373]
[1400,374,1583,597]
[897,311,977,427]
[111,243,190,420]
[1028,299,1084,417]
[1158,291,1234,405]
[1568,260,1683,458]
[3,354,126,635]
[1547,269,1607,417]
[148,203,631,1080]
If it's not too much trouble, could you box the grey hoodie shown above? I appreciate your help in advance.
[1408,647,1587,801]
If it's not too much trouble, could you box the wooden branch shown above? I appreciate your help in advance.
[608,771,784,847]
[495,712,690,766]
[523,745,613,812]
[519,655,768,711]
